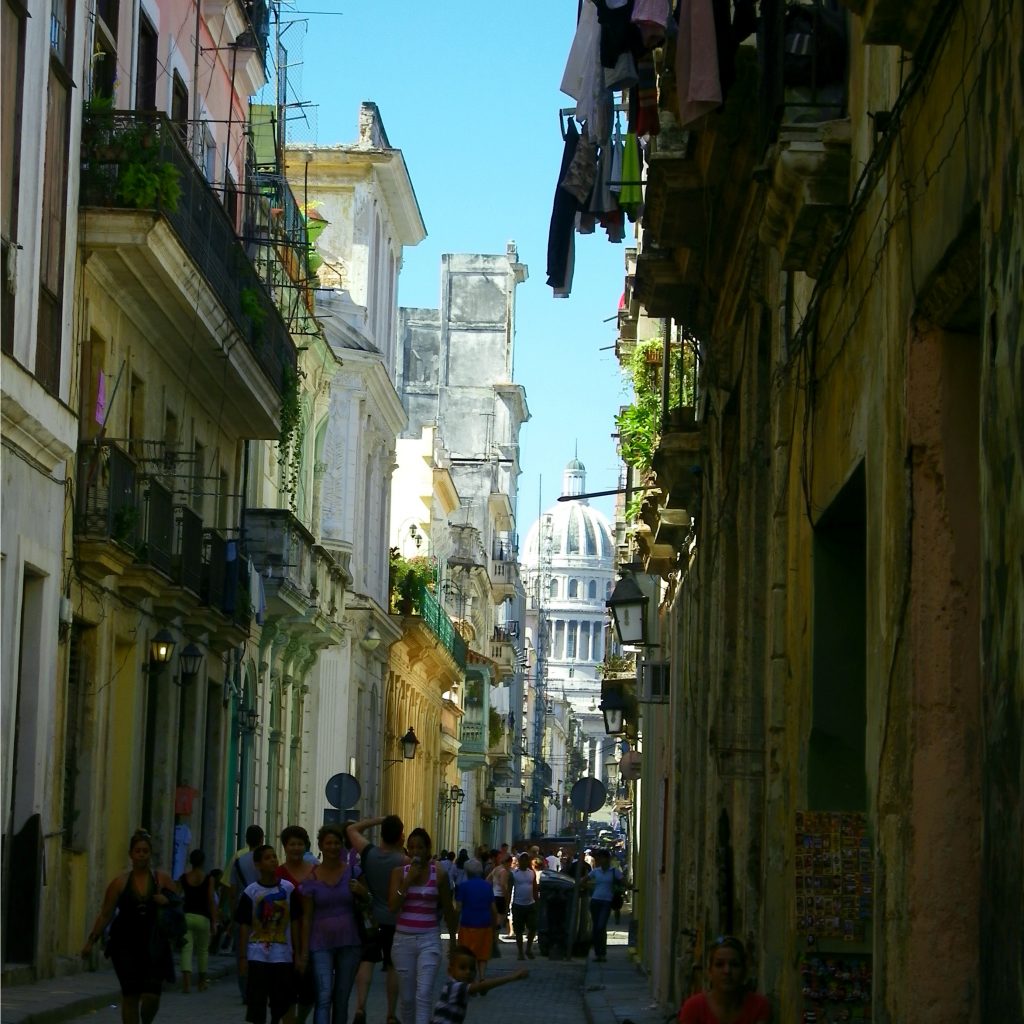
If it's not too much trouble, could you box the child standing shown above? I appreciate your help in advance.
[236,845,304,1024]
[430,946,527,1023]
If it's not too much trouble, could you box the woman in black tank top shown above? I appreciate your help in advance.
[178,849,215,992]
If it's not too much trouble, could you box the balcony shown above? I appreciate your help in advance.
[242,510,344,642]
[79,111,296,437]
[489,537,519,601]
[447,524,486,570]
[201,0,270,95]
[489,626,517,680]
[195,529,251,645]
[759,120,852,278]
[75,440,140,578]
[417,584,468,670]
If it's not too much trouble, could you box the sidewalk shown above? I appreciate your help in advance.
[582,915,676,1024]
[0,954,235,1024]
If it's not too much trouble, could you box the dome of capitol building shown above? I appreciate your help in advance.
[520,458,615,738]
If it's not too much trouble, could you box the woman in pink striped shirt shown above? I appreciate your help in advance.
[387,828,459,1024]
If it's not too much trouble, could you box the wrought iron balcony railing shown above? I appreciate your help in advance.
[174,505,203,595]
[79,109,297,396]
[417,582,467,669]
[76,440,139,547]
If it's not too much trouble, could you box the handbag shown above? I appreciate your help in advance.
[155,888,188,950]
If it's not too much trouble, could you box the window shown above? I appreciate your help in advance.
[568,579,579,599]
[1,0,27,354]
[566,621,577,659]
[37,0,75,394]
[224,171,239,230]
[91,0,117,101]
[203,124,217,184]
[135,13,157,111]
[548,578,559,599]
[588,580,597,600]
[171,72,189,145]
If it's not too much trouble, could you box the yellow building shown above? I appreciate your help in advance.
[612,1,1022,1020]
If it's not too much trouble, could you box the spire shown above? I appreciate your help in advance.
[562,456,587,502]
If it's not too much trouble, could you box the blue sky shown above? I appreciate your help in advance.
[287,1,626,531]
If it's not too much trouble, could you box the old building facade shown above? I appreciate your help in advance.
[610,0,1021,1020]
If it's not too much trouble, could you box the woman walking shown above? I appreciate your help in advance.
[587,848,623,963]
[299,824,363,1024]
[388,828,458,1024]
[277,826,317,1023]
[454,859,499,983]
[81,830,177,1024]
[178,849,215,992]
[509,852,539,961]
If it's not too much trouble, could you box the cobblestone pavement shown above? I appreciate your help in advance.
[63,936,589,1024]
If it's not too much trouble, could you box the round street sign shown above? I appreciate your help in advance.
[570,776,607,813]
[325,773,361,811]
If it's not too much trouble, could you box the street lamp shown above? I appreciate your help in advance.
[175,642,203,686]
[606,572,648,646]
[451,784,466,804]
[600,687,627,736]
[150,628,176,666]
[359,626,382,652]
[385,726,420,768]
[241,707,260,733]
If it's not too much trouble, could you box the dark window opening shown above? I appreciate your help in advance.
[135,13,157,111]
[809,463,867,811]
[96,0,118,39]
[171,71,189,145]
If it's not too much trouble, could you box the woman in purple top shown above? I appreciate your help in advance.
[299,824,366,1024]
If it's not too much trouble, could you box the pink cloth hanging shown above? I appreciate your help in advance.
[675,0,722,128]
[632,0,671,49]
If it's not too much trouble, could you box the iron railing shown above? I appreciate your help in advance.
[202,528,227,611]
[79,110,297,395]
[76,440,139,546]
[417,582,467,669]
[759,0,849,146]
[175,505,203,594]
[138,477,174,575]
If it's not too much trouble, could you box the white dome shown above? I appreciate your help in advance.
[521,459,614,567]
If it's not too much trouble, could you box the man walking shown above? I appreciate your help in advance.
[347,815,408,1024]
[226,824,265,1001]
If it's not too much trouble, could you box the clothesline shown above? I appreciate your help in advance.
[558,103,630,140]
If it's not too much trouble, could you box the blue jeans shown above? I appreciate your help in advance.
[590,899,612,957]
[310,945,361,1024]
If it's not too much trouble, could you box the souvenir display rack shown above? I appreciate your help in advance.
[796,811,873,1022]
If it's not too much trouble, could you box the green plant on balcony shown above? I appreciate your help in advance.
[117,158,181,211]
[617,335,697,527]
[389,549,437,613]
[488,707,505,749]
[240,286,268,337]
[277,366,305,505]
[111,505,139,546]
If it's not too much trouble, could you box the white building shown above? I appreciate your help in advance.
[284,102,425,826]
[521,459,618,799]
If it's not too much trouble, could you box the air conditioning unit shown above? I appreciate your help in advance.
[639,661,669,703]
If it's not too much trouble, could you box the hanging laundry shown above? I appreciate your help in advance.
[634,53,660,136]
[596,0,645,71]
[585,139,625,243]
[561,126,599,204]
[675,0,722,128]
[617,131,644,222]
[561,1,610,141]
[547,120,583,296]
[632,0,671,49]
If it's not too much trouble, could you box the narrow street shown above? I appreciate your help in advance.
[62,931,603,1024]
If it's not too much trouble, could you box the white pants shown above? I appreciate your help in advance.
[391,929,442,1024]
